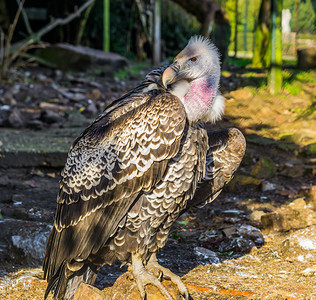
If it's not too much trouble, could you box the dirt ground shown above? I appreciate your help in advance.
[0,63,315,299]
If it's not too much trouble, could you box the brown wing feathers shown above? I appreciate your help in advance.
[189,128,246,208]
[44,93,186,286]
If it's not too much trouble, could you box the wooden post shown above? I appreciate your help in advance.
[152,0,161,65]
[103,0,110,52]
[268,0,282,95]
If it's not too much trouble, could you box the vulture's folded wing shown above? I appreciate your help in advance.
[43,93,186,283]
[189,128,246,208]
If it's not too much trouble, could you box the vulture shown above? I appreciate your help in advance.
[43,36,246,300]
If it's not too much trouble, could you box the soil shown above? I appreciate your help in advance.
[0,63,315,299]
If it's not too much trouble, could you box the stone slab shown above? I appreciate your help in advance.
[0,128,83,168]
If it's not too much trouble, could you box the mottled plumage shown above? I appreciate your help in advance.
[44,36,246,300]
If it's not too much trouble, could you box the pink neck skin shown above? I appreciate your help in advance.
[183,77,216,121]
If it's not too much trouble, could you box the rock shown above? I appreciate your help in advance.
[302,185,316,206]
[279,164,305,178]
[36,73,48,82]
[217,225,263,254]
[41,109,63,124]
[261,199,316,232]
[74,283,108,300]
[60,91,86,101]
[249,210,266,222]
[288,198,306,210]
[102,272,181,300]
[86,89,101,101]
[237,224,264,245]
[297,47,316,69]
[198,229,223,242]
[230,88,253,101]
[261,181,277,192]
[8,108,26,128]
[194,247,220,264]
[228,175,261,191]
[218,237,256,254]
[36,43,128,74]
[281,226,316,259]
[65,111,90,128]
[251,157,276,179]
[12,194,25,206]
[10,228,50,265]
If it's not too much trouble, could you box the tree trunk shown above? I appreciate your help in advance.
[152,0,161,65]
[173,0,220,37]
[268,0,282,95]
[252,0,270,68]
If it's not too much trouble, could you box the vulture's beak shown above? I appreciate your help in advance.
[162,62,180,88]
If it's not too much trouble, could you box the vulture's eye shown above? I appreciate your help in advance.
[190,57,198,62]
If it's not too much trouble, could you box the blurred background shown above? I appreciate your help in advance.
[0,1,316,299]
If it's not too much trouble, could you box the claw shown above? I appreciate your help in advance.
[158,270,163,282]
[131,254,174,300]
[146,253,189,299]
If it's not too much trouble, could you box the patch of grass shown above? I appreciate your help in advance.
[171,232,185,241]
[295,71,316,84]
[283,81,302,95]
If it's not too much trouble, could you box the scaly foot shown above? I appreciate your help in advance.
[146,253,189,299]
[131,253,174,300]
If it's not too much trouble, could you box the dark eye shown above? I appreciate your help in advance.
[190,57,197,62]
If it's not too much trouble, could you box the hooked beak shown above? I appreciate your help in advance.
[162,62,180,88]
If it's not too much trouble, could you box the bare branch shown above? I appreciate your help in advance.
[16,0,33,35]
[11,0,95,53]
[36,0,95,40]
[3,0,25,72]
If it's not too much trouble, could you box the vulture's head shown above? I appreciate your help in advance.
[162,36,224,123]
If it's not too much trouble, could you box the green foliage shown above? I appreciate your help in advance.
[290,0,316,33]
[283,82,302,95]
[282,70,316,95]
[170,232,185,241]
[295,71,316,84]
[225,0,261,45]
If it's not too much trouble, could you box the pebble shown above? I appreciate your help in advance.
[261,181,277,192]
[194,247,220,264]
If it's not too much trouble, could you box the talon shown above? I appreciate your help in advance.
[158,270,163,282]
[131,254,174,300]
[145,253,189,299]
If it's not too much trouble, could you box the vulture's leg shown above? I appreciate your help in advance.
[130,253,174,300]
[146,253,189,299]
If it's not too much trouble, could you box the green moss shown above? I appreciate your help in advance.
[251,157,276,179]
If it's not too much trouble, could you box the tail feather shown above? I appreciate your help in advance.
[44,262,98,300]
